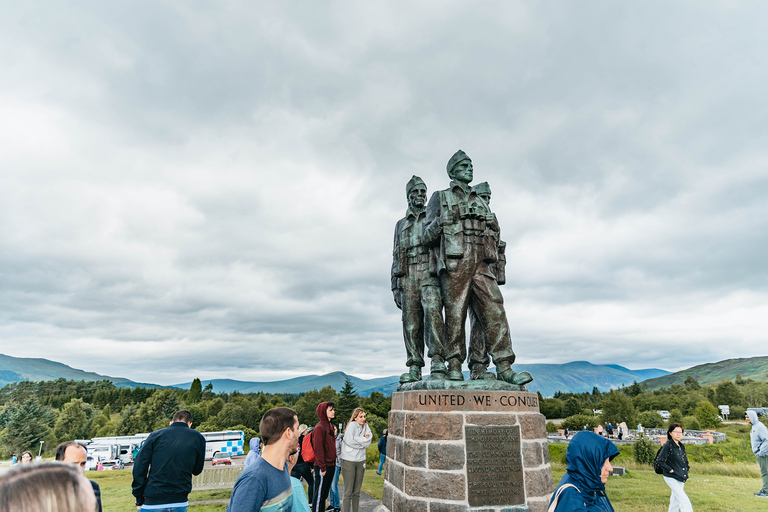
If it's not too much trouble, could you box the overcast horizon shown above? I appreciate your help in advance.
[2,2,767,386]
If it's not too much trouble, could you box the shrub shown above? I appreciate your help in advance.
[637,410,663,428]
[546,421,558,433]
[668,408,684,426]
[695,401,721,429]
[561,414,600,431]
[684,416,701,431]
[633,437,657,465]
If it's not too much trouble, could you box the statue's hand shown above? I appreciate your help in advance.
[393,289,403,309]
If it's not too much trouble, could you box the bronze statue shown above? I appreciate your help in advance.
[467,182,507,380]
[392,176,448,384]
[423,151,532,386]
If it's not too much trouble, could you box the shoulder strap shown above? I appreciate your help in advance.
[547,483,580,512]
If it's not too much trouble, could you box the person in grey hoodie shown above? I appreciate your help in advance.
[244,437,261,468]
[746,410,768,497]
[340,408,372,512]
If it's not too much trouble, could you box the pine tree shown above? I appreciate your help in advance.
[336,377,359,426]
[188,378,203,404]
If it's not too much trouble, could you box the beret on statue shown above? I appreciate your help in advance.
[474,182,491,195]
[446,150,471,175]
[406,175,426,196]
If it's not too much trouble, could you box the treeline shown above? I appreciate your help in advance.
[539,374,768,432]
[0,377,391,458]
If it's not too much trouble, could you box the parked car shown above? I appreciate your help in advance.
[656,410,671,420]
[100,459,125,470]
[212,451,232,466]
[85,456,98,472]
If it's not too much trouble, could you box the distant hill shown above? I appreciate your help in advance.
[0,353,162,389]
[175,362,669,397]
[642,356,768,390]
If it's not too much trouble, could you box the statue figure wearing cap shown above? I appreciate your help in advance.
[423,151,532,387]
[466,181,508,380]
[392,176,448,384]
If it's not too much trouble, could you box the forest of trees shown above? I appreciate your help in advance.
[539,374,768,432]
[0,377,390,458]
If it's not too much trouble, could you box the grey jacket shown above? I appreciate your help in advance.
[747,410,768,457]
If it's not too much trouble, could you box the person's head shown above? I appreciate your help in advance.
[746,410,759,425]
[20,451,33,464]
[667,423,684,441]
[446,150,473,184]
[259,407,299,449]
[348,408,367,426]
[474,181,491,204]
[172,410,193,426]
[0,461,96,512]
[406,176,427,210]
[287,452,298,473]
[298,424,308,437]
[316,401,335,423]
[55,442,88,472]
[565,431,619,490]
[382,429,388,437]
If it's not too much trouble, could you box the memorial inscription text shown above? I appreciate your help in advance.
[465,425,524,507]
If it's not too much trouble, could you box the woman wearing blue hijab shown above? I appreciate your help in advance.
[549,431,620,511]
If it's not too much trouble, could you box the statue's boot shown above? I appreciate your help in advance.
[496,362,533,385]
[470,363,496,380]
[447,358,464,381]
[429,359,448,380]
[399,366,422,384]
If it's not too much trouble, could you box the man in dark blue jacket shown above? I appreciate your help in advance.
[132,409,206,511]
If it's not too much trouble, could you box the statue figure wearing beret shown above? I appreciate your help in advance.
[422,151,532,387]
[392,176,449,384]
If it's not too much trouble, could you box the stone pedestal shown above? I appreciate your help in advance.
[382,390,553,512]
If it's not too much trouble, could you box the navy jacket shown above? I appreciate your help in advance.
[131,422,206,506]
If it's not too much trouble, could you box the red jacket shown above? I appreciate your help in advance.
[311,402,336,473]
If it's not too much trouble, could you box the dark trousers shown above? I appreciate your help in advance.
[291,462,314,505]
[312,465,334,512]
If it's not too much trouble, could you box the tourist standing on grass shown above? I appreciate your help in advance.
[20,451,33,464]
[657,423,692,512]
[377,430,387,475]
[746,410,768,498]
[292,425,314,504]
[131,409,206,512]
[245,437,262,467]
[312,401,337,512]
[288,451,313,512]
[340,408,372,512]
[328,425,342,512]
[55,441,103,512]
[548,431,619,511]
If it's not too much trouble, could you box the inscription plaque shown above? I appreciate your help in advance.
[465,425,524,507]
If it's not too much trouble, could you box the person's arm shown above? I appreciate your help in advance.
[229,474,266,512]
[192,434,206,475]
[391,223,403,308]
[657,442,674,474]
[422,191,445,247]
[344,424,368,448]
[131,436,154,506]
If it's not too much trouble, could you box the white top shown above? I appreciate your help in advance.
[340,422,372,462]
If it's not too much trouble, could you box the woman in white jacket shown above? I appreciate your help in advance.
[340,408,372,512]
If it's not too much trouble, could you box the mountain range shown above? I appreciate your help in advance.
[642,356,768,390]
[1,353,667,396]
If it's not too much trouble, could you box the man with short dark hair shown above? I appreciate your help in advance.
[55,441,103,512]
[311,402,337,512]
[228,407,300,511]
[132,409,206,511]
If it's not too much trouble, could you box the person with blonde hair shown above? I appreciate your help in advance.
[0,461,97,512]
[340,408,372,512]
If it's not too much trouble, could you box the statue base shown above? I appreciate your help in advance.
[382,390,553,512]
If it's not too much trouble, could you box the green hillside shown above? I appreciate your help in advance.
[643,356,768,390]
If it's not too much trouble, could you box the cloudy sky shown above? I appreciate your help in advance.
[2,1,767,386]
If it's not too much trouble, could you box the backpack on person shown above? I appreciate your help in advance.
[547,483,580,512]
[302,433,315,465]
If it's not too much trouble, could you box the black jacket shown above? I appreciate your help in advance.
[658,439,690,482]
[131,422,206,506]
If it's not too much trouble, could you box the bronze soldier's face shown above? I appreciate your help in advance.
[408,186,427,209]
[451,160,473,184]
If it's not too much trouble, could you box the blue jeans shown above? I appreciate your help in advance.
[140,507,187,512]
[330,465,341,508]
[378,453,385,474]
